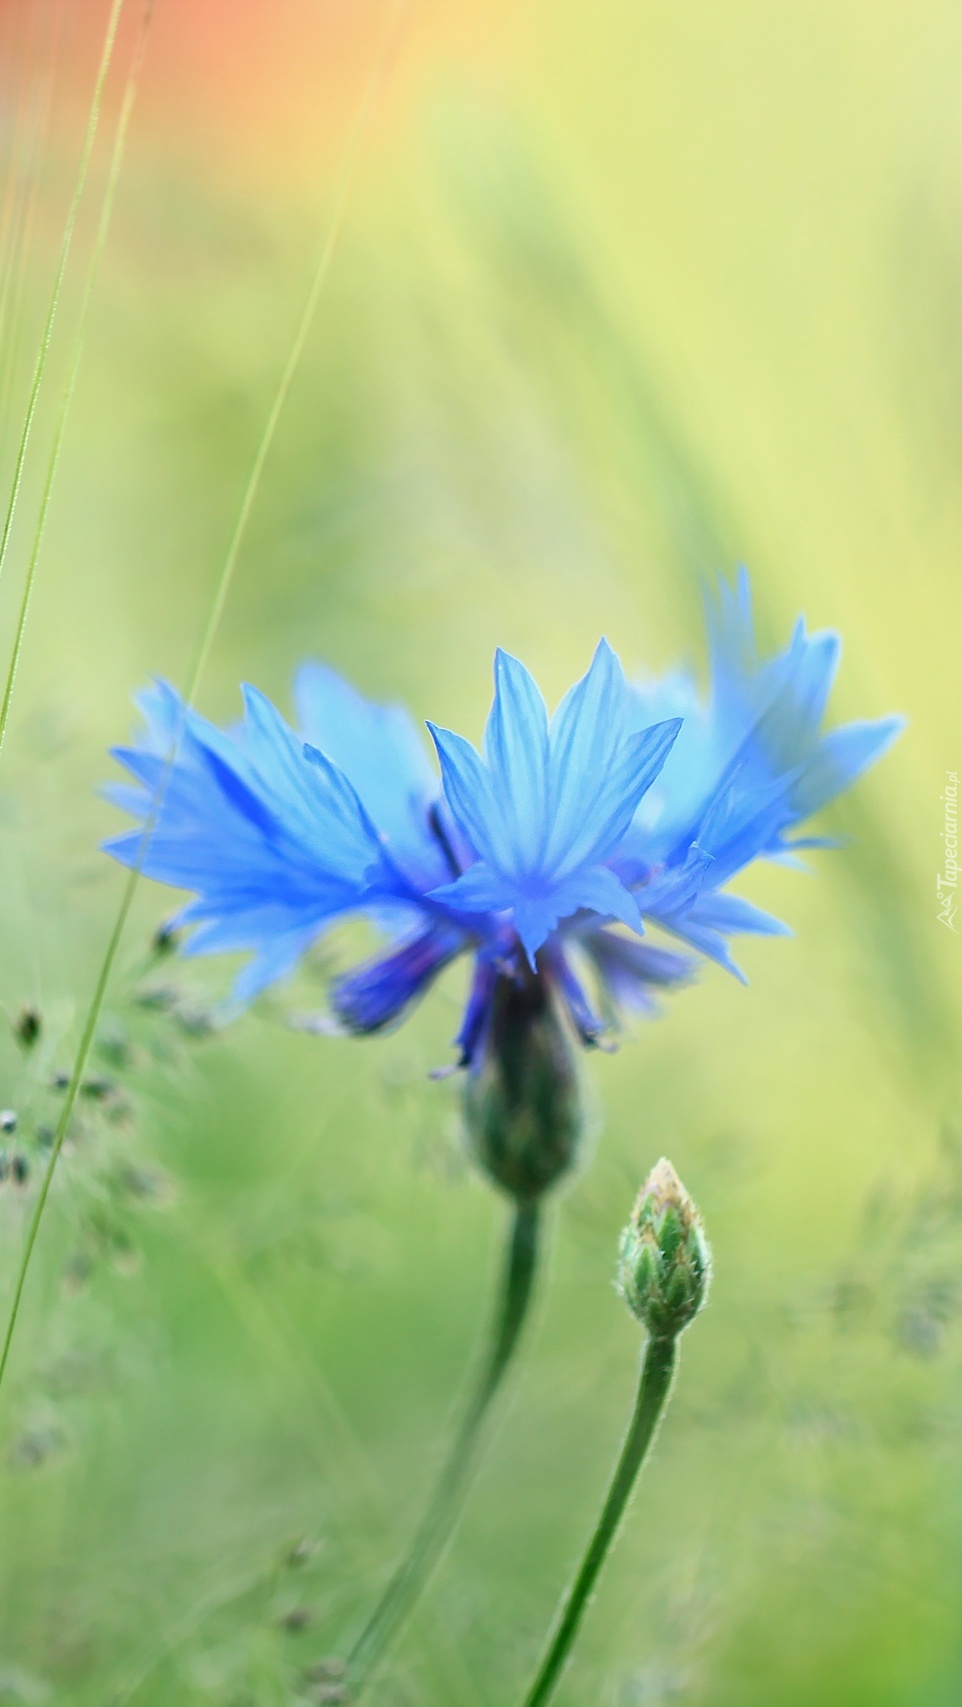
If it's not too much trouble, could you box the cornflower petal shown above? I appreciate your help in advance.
[582,932,694,1015]
[106,680,425,1005]
[482,649,551,872]
[331,924,464,1034]
[550,718,682,878]
[294,663,437,862]
[617,573,906,977]
[426,723,502,867]
[790,715,904,819]
[544,638,627,867]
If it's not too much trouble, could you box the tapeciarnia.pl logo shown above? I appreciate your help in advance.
[937,769,958,932]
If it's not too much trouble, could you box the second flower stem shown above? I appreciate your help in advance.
[348,1198,542,1692]
[520,1332,679,1707]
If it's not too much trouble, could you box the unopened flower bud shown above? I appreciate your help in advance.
[464,973,584,1202]
[617,1158,710,1338]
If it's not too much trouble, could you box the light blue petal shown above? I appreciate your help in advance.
[242,684,323,821]
[294,662,438,863]
[513,895,567,967]
[583,930,695,1015]
[428,861,510,914]
[639,846,716,919]
[427,723,503,866]
[102,781,151,817]
[791,714,905,817]
[105,680,420,1006]
[546,638,626,861]
[514,866,643,967]
[655,912,750,983]
[227,929,320,1009]
[550,718,682,877]
[683,892,791,937]
[563,864,644,933]
[483,649,550,870]
[109,745,166,790]
[301,742,404,888]
[432,860,643,965]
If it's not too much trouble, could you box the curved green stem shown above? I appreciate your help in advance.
[520,1333,678,1707]
[348,1199,542,1692]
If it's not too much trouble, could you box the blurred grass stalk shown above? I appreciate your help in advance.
[0,0,137,1396]
[0,0,404,1404]
[0,2,155,762]
[0,0,125,625]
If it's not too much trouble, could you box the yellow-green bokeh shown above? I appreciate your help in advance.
[0,2,958,1702]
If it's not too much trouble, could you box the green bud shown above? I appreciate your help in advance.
[617,1158,710,1338]
[463,973,584,1202]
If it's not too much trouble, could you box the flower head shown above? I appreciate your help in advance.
[105,573,902,1079]
[617,1158,711,1337]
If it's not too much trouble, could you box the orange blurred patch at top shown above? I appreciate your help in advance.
[64,0,511,185]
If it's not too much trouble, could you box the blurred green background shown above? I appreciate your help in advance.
[0,1,959,1702]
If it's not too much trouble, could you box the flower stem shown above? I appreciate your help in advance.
[348,1199,542,1692]
[520,1333,679,1707]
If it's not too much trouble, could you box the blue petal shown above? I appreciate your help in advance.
[616,573,904,993]
[512,897,568,967]
[655,916,750,983]
[544,946,607,1044]
[102,782,152,818]
[549,717,682,878]
[456,958,499,1066]
[515,867,643,967]
[331,925,465,1034]
[482,649,550,870]
[560,865,643,935]
[106,681,416,1004]
[428,861,511,913]
[301,742,404,887]
[544,642,682,874]
[621,573,903,881]
[790,715,905,818]
[226,929,321,1010]
[681,892,791,938]
[294,663,438,864]
[583,930,695,1012]
[109,745,167,790]
[431,860,643,966]
[545,638,627,866]
[426,723,502,867]
[647,889,789,983]
[638,845,716,919]
[550,638,625,763]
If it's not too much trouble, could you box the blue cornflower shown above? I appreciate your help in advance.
[105,573,902,1072]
